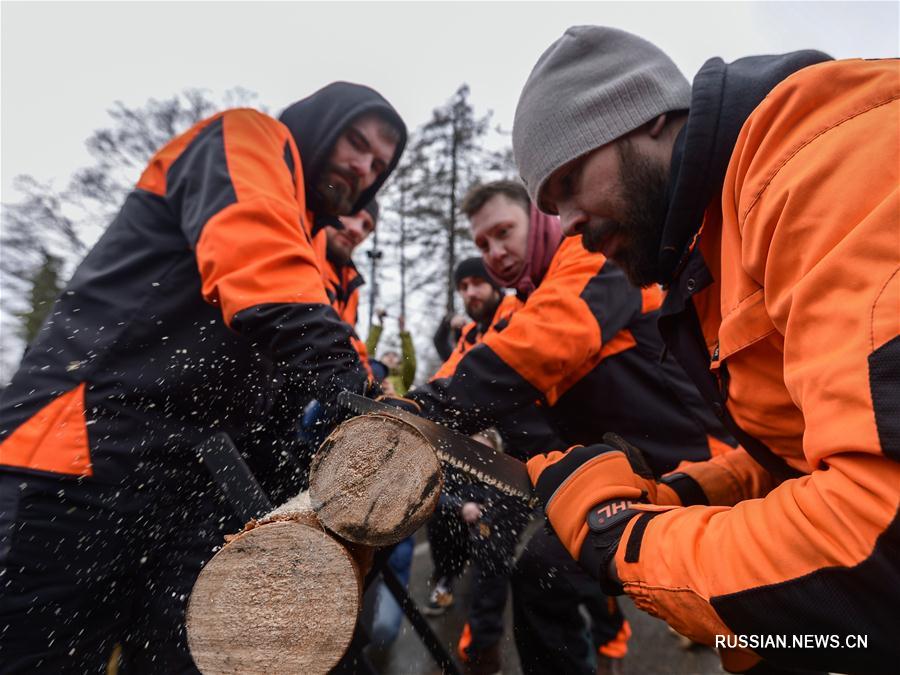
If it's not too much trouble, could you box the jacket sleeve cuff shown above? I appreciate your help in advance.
[671,447,779,506]
[614,506,734,646]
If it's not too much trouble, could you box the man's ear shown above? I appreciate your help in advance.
[647,113,667,139]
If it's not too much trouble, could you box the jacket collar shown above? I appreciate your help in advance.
[658,50,832,286]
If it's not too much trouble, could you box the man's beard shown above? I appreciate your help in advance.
[583,140,669,287]
[466,292,501,324]
[314,165,359,216]
[325,234,351,267]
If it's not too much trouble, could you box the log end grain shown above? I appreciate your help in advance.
[187,520,360,675]
[309,413,442,547]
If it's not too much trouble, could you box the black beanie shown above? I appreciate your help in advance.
[362,198,379,226]
[454,257,500,290]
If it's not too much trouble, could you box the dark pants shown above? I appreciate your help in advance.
[0,457,240,674]
[512,526,625,675]
[427,489,529,652]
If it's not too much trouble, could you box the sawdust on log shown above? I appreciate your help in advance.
[309,413,442,546]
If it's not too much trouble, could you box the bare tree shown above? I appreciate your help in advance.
[0,87,262,382]
[364,85,516,378]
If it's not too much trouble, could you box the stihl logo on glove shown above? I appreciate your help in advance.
[587,499,639,532]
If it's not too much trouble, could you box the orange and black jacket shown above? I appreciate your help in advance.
[606,55,899,672]
[323,258,365,328]
[432,294,567,460]
[413,238,733,476]
[0,84,406,484]
[432,294,521,381]
[322,256,370,365]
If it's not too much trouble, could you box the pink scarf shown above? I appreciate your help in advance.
[487,203,562,298]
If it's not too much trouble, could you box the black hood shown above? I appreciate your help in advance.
[658,50,832,285]
[278,81,407,219]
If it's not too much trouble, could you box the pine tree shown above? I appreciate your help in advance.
[15,252,63,346]
[407,84,486,314]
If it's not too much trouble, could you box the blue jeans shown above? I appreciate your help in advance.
[369,535,415,646]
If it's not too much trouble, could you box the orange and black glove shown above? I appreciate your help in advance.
[527,440,676,594]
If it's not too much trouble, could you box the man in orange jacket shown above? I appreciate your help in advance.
[324,199,379,370]
[431,256,507,382]
[409,180,734,674]
[513,26,899,673]
[0,82,406,672]
[324,199,378,330]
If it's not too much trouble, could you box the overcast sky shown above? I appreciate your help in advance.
[1,1,897,201]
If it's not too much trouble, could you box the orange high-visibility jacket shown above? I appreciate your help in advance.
[613,59,899,671]
[431,294,523,381]
[322,258,365,328]
[321,257,370,364]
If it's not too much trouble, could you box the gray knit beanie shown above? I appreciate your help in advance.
[513,26,691,210]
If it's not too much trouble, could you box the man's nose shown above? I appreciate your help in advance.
[349,153,375,179]
[558,203,588,237]
[487,240,505,264]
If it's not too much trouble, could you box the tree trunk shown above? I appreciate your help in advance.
[399,181,407,319]
[186,493,368,675]
[446,113,459,315]
[309,413,443,547]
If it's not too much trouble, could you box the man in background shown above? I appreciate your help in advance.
[323,199,379,331]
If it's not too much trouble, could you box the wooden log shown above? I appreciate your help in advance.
[186,493,364,675]
[309,413,443,547]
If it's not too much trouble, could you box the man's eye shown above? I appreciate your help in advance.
[349,131,366,150]
[561,165,582,196]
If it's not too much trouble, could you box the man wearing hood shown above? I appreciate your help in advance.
[0,82,406,671]
[408,180,734,674]
[513,26,898,673]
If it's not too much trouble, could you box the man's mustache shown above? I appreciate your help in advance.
[326,165,359,196]
[582,221,622,253]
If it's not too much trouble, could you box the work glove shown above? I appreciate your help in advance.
[527,438,676,594]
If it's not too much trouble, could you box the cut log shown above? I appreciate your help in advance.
[309,413,443,547]
[187,494,363,675]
